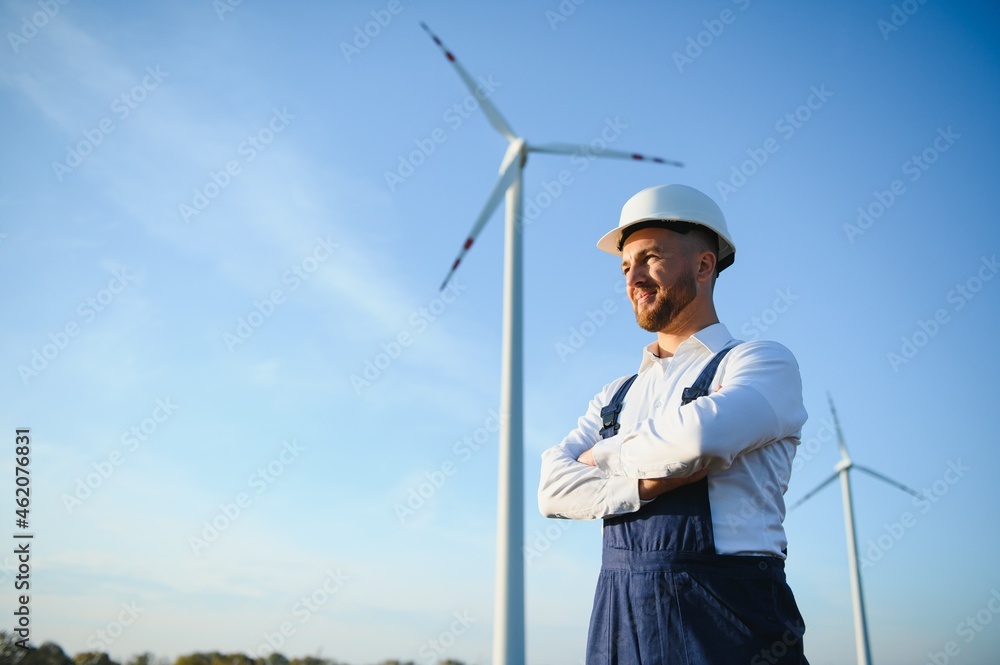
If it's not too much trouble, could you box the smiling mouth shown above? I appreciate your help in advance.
[634,289,656,306]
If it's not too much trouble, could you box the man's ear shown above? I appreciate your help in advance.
[695,251,717,283]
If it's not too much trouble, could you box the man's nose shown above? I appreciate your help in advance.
[626,266,646,290]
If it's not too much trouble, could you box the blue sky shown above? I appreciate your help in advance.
[1,1,999,663]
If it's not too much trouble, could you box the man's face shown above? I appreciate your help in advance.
[620,228,699,334]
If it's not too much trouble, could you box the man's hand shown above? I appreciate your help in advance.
[577,448,708,500]
[638,468,710,501]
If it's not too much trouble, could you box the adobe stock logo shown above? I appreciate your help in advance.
[417,611,478,665]
[84,601,143,652]
[51,66,168,181]
[715,85,833,201]
[394,408,502,525]
[924,587,1000,665]
[17,268,136,385]
[62,398,179,514]
[339,0,410,63]
[7,0,71,54]
[887,255,997,372]
[213,0,243,20]
[189,439,305,555]
[178,108,294,223]
[350,279,467,394]
[671,0,752,73]
[383,76,501,192]
[844,126,959,243]
[740,288,799,341]
[223,235,338,352]
[877,0,930,40]
[544,0,587,31]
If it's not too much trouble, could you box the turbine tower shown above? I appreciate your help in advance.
[790,395,922,665]
[420,23,681,665]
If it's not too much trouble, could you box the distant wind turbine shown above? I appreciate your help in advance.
[419,22,682,665]
[790,395,923,665]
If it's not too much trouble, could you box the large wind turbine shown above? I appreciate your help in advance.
[790,396,922,665]
[420,23,681,665]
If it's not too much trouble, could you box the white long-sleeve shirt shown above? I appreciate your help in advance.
[537,323,808,557]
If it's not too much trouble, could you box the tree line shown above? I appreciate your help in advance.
[0,633,468,665]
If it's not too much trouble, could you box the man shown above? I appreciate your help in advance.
[538,184,809,664]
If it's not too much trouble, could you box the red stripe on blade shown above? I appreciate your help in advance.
[446,52,455,62]
[630,153,644,160]
[463,238,474,250]
[451,258,461,270]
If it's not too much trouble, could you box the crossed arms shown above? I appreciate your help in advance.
[537,341,807,521]
[576,446,710,500]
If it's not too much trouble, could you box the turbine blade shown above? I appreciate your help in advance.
[788,471,840,511]
[853,465,923,499]
[529,142,683,167]
[438,142,524,291]
[420,22,517,141]
[827,393,851,459]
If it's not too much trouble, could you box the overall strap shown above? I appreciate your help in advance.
[599,342,740,439]
[599,375,638,439]
[681,343,740,406]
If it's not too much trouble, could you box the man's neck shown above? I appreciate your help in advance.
[654,311,720,357]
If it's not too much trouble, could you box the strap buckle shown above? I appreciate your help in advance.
[681,387,707,405]
[600,404,621,436]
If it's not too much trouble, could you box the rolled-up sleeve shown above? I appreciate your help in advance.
[537,378,643,520]
[591,341,807,479]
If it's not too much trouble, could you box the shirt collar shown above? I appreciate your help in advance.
[638,322,736,373]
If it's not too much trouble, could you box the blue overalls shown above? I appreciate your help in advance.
[586,346,809,664]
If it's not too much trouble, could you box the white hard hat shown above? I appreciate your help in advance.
[596,184,736,272]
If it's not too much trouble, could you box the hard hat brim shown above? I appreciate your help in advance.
[596,217,736,271]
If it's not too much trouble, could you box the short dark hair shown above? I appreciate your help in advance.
[618,220,719,258]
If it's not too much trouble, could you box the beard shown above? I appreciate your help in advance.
[632,268,698,333]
